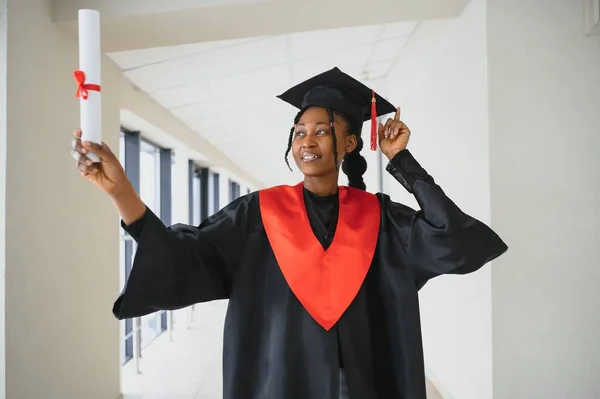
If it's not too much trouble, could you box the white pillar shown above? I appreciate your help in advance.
[5,1,120,398]
[0,0,7,397]
[488,1,600,397]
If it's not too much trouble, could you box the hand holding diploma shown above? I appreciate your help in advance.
[71,128,126,194]
[71,129,147,225]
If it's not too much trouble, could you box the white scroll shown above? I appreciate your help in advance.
[76,9,102,163]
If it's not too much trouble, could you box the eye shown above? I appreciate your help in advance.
[295,131,305,138]
[316,129,329,136]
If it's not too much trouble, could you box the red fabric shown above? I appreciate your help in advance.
[259,183,380,330]
[73,70,101,100]
[370,90,377,151]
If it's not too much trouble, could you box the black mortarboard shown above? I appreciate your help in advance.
[277,67,396,151]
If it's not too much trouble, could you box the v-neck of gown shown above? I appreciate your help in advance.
[302,187,345,368]
[302,188,339,251]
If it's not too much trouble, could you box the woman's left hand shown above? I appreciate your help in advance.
[379,107,411,160]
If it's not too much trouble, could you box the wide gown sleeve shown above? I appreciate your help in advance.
[112,194,253,319]
[384,150,508,288]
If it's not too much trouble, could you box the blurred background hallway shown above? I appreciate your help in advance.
[2,0,599,398]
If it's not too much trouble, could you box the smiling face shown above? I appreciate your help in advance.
[291,106,358,179]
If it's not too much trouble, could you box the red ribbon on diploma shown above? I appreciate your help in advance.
[73,70,101,100]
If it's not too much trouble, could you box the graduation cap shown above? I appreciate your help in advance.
[277,67,396,151]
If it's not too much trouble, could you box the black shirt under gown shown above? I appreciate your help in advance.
[113,149,508,399]
[302,188,346,368]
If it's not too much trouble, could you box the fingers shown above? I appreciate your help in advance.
[378,122,385,141]
[72,147,96,169]
[75,159,98,175]
[390,120,404,140]
[71,148,93,165]
[71,137,85,154]
[383,117,394,138]
[74,129,114,162]
[383,118,401,139]
[394,106,401,121]
[381,119,409,140]
[71,136,92,162]
[82,140,114,162]
[71,131,100,175]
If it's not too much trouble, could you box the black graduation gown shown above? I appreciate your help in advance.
[113,149,508,399]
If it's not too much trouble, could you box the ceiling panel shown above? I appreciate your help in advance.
[124,58,200,92]
[380,21,418,40]
[364,59,395,80]
[208,64,290,95]
[189,36,288,78]
[290,25,381,60]
[149,83,212,110]
[107,46,189,70]
[291,43,374,83]
[178,37,263,56]
[370,36,410,64]
[170,100,224,121]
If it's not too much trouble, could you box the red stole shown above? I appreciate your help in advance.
[258,183,380,330]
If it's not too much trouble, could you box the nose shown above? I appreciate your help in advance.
[300,137,317,148]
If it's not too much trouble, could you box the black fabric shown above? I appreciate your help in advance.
[302,188,345,368]
[303,188,338,250]
[115,150,508,399]
[276,67,396,123]
[387,149,435,193]
[121,212,146,241]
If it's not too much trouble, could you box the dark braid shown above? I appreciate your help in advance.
[328,108,339,171]
[340,116,367,191]
[284,110,303,171]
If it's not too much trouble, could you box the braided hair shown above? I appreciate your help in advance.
[284,107,368,191]
[339,114,367,191]
[284,110,303,172]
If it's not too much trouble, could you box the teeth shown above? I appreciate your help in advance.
[302,154,320,161]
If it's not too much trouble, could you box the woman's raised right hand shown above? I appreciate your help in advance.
[71,129,129,196]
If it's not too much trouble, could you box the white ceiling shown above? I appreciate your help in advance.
[107,21,417,186]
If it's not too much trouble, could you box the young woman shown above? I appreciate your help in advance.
[72,67,507,399]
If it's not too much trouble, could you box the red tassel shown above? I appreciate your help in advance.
[370,90,377,151]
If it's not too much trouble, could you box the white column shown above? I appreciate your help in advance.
[5,1,120,398]
[0,0,7,396]
[488,1,600,397]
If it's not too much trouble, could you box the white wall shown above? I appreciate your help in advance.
[0,0,6,397]
[381,1,493,398]
[5,1,121,398]
[488,1,600,398]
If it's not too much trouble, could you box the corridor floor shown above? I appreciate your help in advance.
[121,301,442,399]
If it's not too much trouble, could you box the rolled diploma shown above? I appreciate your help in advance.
[78,9,101,163]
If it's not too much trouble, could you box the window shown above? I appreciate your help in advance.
[139,140,161,218]
[211,172,220,214]
[229,179,241,202]
[138,140,169,349]
[189,161,209,225]
[191,169,201,226]
[119,129,140,365]
[118,130,172,365]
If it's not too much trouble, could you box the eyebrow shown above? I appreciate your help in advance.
[296,121,330,126]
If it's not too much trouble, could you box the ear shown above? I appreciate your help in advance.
[346,135,358,153]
